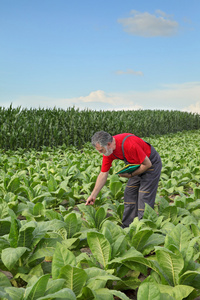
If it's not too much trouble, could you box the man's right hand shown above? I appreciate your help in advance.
[85,171,109,206]
[85,196,96,205]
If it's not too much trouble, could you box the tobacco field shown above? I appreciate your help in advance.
[0,129,200,300]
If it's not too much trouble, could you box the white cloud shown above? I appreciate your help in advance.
[155,10,172,18]
[118,10,179,37]
[2,82,200,114]
[182,101,200,114]
[76,82,200,113]
[78,90,143,110]
[79,90,115,104]
[115,69,143,76]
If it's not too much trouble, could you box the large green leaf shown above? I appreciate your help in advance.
[0,237,10,252]
[1,247,28,270]
[37,288,76,300]
[101,226,113,245]
[4,287,25,300]
[59,265,87,297]
[112,235,128,258]
[162,206,177,223]
[44,278,65,295]
[179,270,200,289]
[181,215,198,225]
[45,209,63,221]
[122,259,148,276]
[64,212,78,238]
[91,289,113,300]
[17,185,35,201]
[28,247,55,264]
[86,279,107,291]
[77,203,96,227]
[31,227,51,249]
[190,223,200,237]
[117,203,124,220]
[8,217,19,248]
[110,289,133,300]
[47,174,58,192]
[0,288,13,300]
[130,229,153,252]
[194,187,200,199]
[18,225,35,248]
[0,272,12,287]
[155,246,184,286]
[164,223,191,254]
[84,267,121,286]
[95,207,107,229]
[143,204,158,223]
[0,202,10,219]
[51,243,76,279]
[142,233,165,256]
[113,276,141,291]
[87,232,111,268]
[77,286,96,300]
[108,248,151,276]
[31,192,53,204]
[7,176,20,193]
[159,284,195,300]
[137,282,193,300]
[109,181,123,199]
[192,208,200,219]
[95,288,130,300]
[137,282,162,300]
[101,220,123,243]
[17,264,44,285]
[24,274,50,300]
[33,202,45,217]
[0,219,11,236]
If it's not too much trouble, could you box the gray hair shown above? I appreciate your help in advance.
[91,131,113,147]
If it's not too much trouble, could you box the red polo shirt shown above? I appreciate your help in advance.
[101,133,151,172]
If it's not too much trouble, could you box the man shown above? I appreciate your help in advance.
[85,131,162,228]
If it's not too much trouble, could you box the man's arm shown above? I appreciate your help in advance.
[119,156,152,178]
[85,171,109,205]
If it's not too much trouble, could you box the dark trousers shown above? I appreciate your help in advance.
[122,145,162,228]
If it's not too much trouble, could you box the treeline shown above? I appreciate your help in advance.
[0,105,199,150]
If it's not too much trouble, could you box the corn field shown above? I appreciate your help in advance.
[0,105,200,150]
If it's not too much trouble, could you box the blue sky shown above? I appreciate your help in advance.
[1,0,200,113]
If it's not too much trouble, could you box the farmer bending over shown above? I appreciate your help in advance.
[85,131,162,228]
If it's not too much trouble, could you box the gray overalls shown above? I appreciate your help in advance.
[120,135,162,228]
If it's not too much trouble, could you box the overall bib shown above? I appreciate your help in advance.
[120,135,162,228]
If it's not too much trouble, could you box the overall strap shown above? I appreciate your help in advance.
[113,134,150,164]
[121,134,134,164]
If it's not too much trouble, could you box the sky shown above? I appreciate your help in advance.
[0,0,200,113]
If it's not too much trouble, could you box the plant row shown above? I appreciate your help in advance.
[0,105,200,150]
[0,130,200,299]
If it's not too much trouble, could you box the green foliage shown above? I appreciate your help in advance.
[1,247,28,270]
[0,129,200,299]
[87,232,111,268]
[0,105,200,150]
[137,282,195,300]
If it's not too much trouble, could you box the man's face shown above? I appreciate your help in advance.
[95,143,113,156]
[104,145,113,156]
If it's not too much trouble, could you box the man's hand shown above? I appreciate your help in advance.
[85,196,96,205]
[85,171,109,206]
[119,157,152,178]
